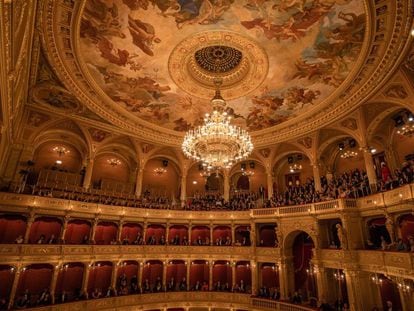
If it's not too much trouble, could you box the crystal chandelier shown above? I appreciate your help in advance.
[154,167,167,175]
[396,113,414,137]
[182,80,253,170]
[53,146,69,156]
[107,158,121,166]
[289,163,302,173]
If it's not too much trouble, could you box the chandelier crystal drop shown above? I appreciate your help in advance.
[182,80,253,170]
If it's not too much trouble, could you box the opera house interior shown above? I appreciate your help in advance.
[1,0,414,310]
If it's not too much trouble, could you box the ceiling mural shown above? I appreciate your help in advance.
[79,0,366,132]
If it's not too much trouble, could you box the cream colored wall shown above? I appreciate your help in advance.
[275,158,313,192]
[142,159,180,199]
[33,142,82,173]
[393,133,414,165]
[92,154,130,183]
[333,151,365,175]
[187,165,207,196]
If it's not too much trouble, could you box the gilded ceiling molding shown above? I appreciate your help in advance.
[38,0,413,148]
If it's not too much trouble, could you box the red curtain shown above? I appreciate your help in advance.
[55,263,84,296]
[142,261,163,285]
[190,262,208,287]
[0,265,15,298]
[399,214,414,242]
[212,226,231,243]
[94,222,118,244]
[0,215,27,243]
[212,263,232,285]
[236,264,251,286]
[87,262,112,293]
[293,233,314,292]
[169,225,188,242]
[64,220,91,244]
[146,225,166,241]
[259,225,276,246]
[29,217,62,243]
[121,223,142,242]
[166,261,186,283]
[191,226,210,244]
[261,265,278,288]
[17,264,53,295]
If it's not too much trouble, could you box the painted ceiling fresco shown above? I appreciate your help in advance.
[80,0,366,132]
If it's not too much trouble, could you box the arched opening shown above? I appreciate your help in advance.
[0,214,27,243]
[116,261,139,295]
[146,224,166,245]
[87,262,113,297]
[367,217,391,249]
[0,265,15,305]
[212,261,232,291]
[142,260,163,293]
[205,174,223,193]
[94,221,118,245]
[55,262,84,303]
[29,217,62,244]
[191,225,210,246]
[190,260,209,291]
[16,264,53,307]
[377,274,402,311]
[121,223,143,245]
[259,263,279,298]
[237,175,250,191]
[258,224,276,247]
[212,225,232,246]
[168,225,188,245]
[235,261,251,293]
[398,214,414,244]
[64,219,91,244]
[166,260,187,291]
[235,225,251,246]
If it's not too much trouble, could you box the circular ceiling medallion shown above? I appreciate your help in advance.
[168,31,268,100]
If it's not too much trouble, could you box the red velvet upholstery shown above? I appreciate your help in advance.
[94,222,118,244]
[29,217,62,244]
[64,220,91,244]
[261,264,279,288]
[0,265,15,298]
[168,225,188,242]
[191,226,210,244]
[235,263,251,286]
[258,225,276,246]
[399,214,414,242]
[121,223,142,242]
[0,215,27,243]
[212,262,232,285]
[190,261,209,287]
[55,263,84,296]
[212,226,231,243]
[142,261,163,285]
[87,262,112,293]
[166,261,186,284]
[17,264,53,295]
[380,277,402,311]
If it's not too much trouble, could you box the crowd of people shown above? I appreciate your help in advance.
[184,192,259,211]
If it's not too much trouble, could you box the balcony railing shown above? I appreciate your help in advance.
[251,298,316,310]
[0,184,413,220]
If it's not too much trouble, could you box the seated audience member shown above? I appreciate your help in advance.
[14,235,24,244]
[142,279,151,293]
[179,277,187,291]
[396,238,408,251]
[36,234,46,244]
[47,234,57,244]
[167,277,175,291]
[16,290,31,309]
[91,288,102,299]
[193,281,201,291]
[37,288,51,306]
[201,281,209,291]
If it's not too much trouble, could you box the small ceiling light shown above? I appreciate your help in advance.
[411,28,414,36]
[192,180,198,184]
[370,148,377,154]
[107,158,121,166]
[55,160,62,165]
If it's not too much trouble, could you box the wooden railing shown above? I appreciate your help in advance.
[0,184,413,221]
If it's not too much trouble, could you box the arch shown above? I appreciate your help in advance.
[0,265,15,300]
[87,261,113,295]
[64,219,92,244]
[55,262,85,302]
[0,214,27,243]
[29,216,62,244]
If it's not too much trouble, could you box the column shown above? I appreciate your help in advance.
[250,221,256,247]
[362,147,377,191]
[81,263,91,295]
[111,262,119,288]
[251,261,258,295]
[186,260,191,290]
[231,222,235,245]
[314,266,329,302]
[344,270,364,311]
[278,258,293,300]
[24,215,35,243]
[83,158,94,190]
[117,221,124,242]
[138,262,144,289]
[135,168,144,197]
[8,266,22,309]
[90,218,98,243]
[60,216,70,243]
[209,261,213,290]
[398,287,413,311]
[188,223,192,245]
[143,221,148,244]
[223,172,230,202]
[180,175,187,202]
[266,172,273,199]
[166,221,170,245]
[162,262,167,290]
[50,265,60,304]
[312,162,322,192]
